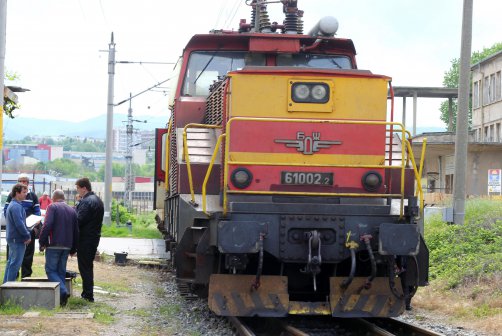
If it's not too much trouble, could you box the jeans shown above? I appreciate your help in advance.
[45,248,71,297]
[3,241,27,283]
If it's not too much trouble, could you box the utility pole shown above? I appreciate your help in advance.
[124,94,135,211]
[0,0,6,256]
[453,0,473,225]
[104,33,116,225]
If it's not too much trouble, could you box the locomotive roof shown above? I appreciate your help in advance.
[183,32,356,55]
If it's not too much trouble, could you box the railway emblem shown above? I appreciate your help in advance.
[274,131,342,155]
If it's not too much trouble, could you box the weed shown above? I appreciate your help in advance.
[154,286,166,297]
[159,303,181,317]
[90,302,117,324]
[126,308,150,317]
[29,322,45,333]
[95,281,134,294]
[0,300,24,315]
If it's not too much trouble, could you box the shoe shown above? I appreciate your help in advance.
[61,293,69,307]
[81,294,94,302]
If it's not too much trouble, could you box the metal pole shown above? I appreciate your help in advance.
[402,97,406,128]
[412,91,417,136]
[104,33,116,225]
[453,0,473,225]
[0,0,6,256]
[124,94,134,211]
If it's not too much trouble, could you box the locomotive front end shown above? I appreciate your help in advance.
[154,0,430,320]
[206,68,428,317]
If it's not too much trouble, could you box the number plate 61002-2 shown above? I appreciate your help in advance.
[281,172,333,185]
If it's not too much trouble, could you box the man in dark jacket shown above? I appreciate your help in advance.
[39,190,79,306]
[75,177,104,302]
[3,173,41,278]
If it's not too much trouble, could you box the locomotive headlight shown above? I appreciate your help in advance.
[291,82,330,103]
[293,84,310,100]
[311,84,328,101]
[362,171,382,192]
[231,168,253,189]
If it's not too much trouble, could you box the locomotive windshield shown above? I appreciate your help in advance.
[182,51,353,97]
[277,53,353,69]
[182,51,266,97]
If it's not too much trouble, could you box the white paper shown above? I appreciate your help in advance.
[26,215,43,229]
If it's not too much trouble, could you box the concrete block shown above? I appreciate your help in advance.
[0,281,60,309]
[22,277,73,296]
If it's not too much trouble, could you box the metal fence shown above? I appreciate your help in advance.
[49,183,154,214]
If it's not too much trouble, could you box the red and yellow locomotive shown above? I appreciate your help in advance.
[154,0,428,318]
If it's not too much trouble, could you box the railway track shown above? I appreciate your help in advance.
[227,316,445,336]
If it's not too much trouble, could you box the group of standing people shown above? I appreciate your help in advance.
[2,175,104,306]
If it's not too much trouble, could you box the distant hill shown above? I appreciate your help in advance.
[3,115,447,140]
[3,114,169,140]
[416,126,447,134]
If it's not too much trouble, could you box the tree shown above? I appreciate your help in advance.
[44,158,80,177]
[3,71,20,118]
[97,162,125,181]
[440,42,502,130]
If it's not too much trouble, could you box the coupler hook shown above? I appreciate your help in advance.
[300,230,322,291]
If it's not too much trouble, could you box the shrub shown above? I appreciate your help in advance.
[425,199,502,289]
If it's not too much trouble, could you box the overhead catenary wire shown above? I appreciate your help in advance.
[222,0,243,29]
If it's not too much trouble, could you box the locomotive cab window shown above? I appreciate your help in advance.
[277,53,353,69]
[182,51,266,97]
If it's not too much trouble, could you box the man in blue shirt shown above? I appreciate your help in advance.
[3,173,41,279]
[3,183,31,283]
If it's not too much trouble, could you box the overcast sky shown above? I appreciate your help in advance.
[4,0,502,129]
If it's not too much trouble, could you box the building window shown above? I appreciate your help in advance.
[497,123,501,142]
[485,126,489,141]
[484,76,490,105]
[473,80,480,108]
[490,124,495,142]
[496,71,501,101]
[490,74,496,103]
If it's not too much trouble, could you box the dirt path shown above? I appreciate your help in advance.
[0,256,179,336]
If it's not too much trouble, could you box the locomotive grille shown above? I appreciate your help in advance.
[204,79,227,126]
[169,110,178,196]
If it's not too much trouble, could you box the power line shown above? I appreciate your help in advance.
[223,0,243,29]
[115,61,175,65]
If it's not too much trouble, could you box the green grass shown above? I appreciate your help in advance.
[0,300,25,315]
[126,308,150,317]
[89,302,117,324]
[66,297,117,324]
[101,212,162,239]
[158,303,182,318]
[94,280,134,294]
[425,198,502,289]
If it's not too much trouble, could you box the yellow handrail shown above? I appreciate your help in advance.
[182,123,223,205]
[181,117,424,220]
[202,134,225,215]
[404,139,426,215]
